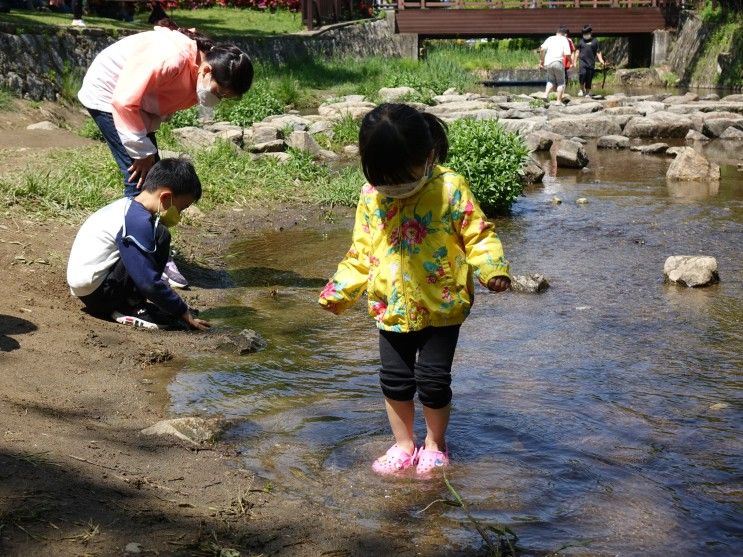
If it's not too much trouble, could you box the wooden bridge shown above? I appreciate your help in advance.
[393,0,682,38]
[302,0,683,36]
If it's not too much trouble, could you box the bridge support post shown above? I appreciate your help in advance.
[387,10,419,60]
[652,29,672,66]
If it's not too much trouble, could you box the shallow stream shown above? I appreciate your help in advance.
[170,142,742,555]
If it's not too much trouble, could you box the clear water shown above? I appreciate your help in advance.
[169,143,743,555]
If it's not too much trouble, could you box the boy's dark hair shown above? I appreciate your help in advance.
[359,103,448,186]
[176,28,254,97]
[558,25,569,35]
[142,158,202,201]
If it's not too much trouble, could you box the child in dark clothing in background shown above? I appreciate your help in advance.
[66,158,210,331]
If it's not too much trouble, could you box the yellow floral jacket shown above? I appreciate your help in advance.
[318,166,510,332]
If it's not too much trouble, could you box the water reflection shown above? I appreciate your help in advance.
[170,145,743,555]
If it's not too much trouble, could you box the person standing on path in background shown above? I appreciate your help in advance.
[77,25,253,288]
[539,26,572,105]
[577,25,605,97]
[71,0,85,26]
[563,28,576,91]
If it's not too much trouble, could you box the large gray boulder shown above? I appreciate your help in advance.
[720,126,743,139]
[623,112,692,138]
[521,156,545,184]
[552,139,589,169]
[547,114,622,138]
[635,101,666,116]
[263,114,311,131]
[664,256,719,287]
[666,147,720,181]
[249,124,281,144]
[498,118,548,136]
[286,131,322,155]
[378,86,417,102]
[550,101,603,116]
[172,126,218,150]
[597,135,630,149]
[702,117,743,137]
[630,142,669,154]
[318,100,375,119]
[27,120,58,131]
[685,129,710,141]
[249,140,287,154]
[525,130,563,152]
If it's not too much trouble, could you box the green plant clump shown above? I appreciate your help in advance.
[168,107,200,128]
[446,119,529,215]
[0,88,15,111]
[331,114,361,147]
[214,87,284,127]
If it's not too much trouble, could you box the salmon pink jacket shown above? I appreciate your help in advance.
[318,166,510,332]
[78,27,199,159]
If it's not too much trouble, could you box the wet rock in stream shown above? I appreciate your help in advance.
[211,329,267,355]
[664,256,719,287]
[511,274,550,294]
[141,417,227,446]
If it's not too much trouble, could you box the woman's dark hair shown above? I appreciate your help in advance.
[175,27,254,97]
[359,103,448,187]
[143,158,202,201]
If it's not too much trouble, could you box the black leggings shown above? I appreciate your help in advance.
[378,325,461,409]
[79,224,170,316]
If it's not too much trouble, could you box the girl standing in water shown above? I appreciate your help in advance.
[319,104,511,477]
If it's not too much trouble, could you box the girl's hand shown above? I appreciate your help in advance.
[487,276,511,292]
[128,155,156,189]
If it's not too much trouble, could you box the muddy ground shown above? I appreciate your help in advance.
[0,102,424,556]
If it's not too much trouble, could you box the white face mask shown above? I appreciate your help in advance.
[375,162,433,199]
[196,73,220,108]
[583,34,592,40]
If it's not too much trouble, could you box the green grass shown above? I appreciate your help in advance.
[0,140,364,219]
[0,7,302,37]
[0,88,14,110]
[690,9,743,88]
[426,40,540,71]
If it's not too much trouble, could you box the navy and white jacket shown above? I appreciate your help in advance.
[67,197,187,317]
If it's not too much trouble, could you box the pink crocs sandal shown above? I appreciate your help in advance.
[416,447,449,476]
[372,444,418,475]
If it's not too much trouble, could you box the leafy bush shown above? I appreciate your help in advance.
[446,119,529,215]
[79,118,104,142]
[214,87,284,127]
[168,107,200,128]
[0,88,15,111]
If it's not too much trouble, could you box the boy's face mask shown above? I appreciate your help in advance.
[375,161,434,199]
[196,72,220,108]
[583,33,592,40]
[158,197,182,228]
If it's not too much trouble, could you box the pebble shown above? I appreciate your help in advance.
[125,543,143,554]
[709,402,730,411]
[551,196,562,205]
[576,197,589,204]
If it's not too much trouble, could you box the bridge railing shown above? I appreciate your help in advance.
[395,0,682,8]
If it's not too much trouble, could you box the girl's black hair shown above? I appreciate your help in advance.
[359,103,449,187]
[174,26,254,97]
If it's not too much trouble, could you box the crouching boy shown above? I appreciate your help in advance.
[66,158,210,331]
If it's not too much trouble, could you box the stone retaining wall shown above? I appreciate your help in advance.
[0,17,412,101]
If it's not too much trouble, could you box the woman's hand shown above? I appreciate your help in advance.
[487,276,511,293]
[128,155,157,189]
[182,310,211,331]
